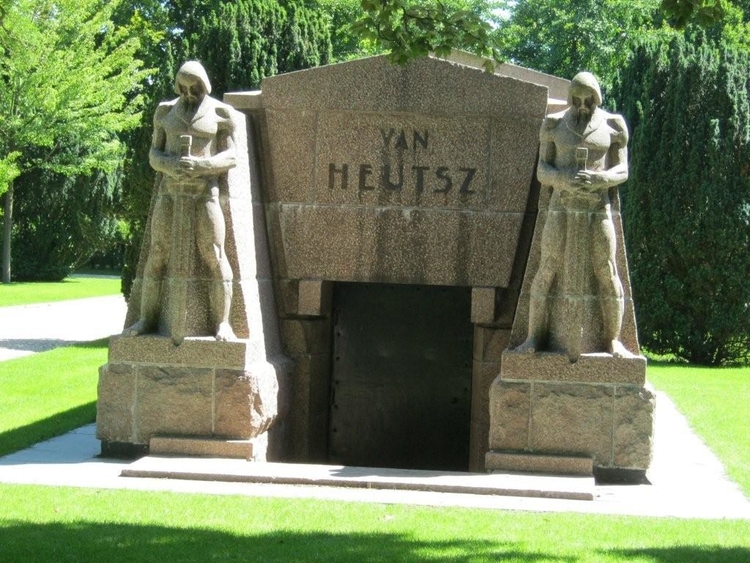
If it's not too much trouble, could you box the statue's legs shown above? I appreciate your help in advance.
[516,207,565,353]
[590,210,631,357]
[196,189,235,341]
[123,194,173,336]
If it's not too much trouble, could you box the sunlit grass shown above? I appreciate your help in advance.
[0,277,121,307]
[0,340,107,457]
[0,485,748,562]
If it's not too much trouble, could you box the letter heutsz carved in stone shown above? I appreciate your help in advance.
[515,72,633,359]
[124,61,237,343]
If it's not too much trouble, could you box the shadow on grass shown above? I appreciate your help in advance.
[613,548,750,563]
[0,522,747,563]
[70,338,110,349]
[0,402,95,458]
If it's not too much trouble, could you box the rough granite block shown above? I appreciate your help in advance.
[530,383,614,466]
[136,366,213,442]
[488,378,531,451]
[96,363,136,443]
[473,327,511,363]
[214,365,280,441]
[613,384,655,469]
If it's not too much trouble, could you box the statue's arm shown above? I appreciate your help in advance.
[536,115,571,189]
[148,103,178,177]
[605,115,629,186]
[207,107,238,173]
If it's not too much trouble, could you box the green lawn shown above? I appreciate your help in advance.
[0,485,748,562]
[0,276,121,307]
[0,340,107,457]
[647,363,750,498]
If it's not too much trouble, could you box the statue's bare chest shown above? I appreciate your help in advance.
[161,108,221,156]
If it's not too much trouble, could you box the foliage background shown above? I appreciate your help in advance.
[1,0,749,364]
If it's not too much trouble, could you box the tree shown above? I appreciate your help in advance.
[318,0,383,61]
[346,1,738,76]
[0,0,147,282]
[615,32,750,365]
[352,0,504,70]
[496,0,665,95]
[11,165,125,280]
[660,0,728,28]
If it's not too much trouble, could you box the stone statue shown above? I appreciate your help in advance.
[124,61,237,343]
[515,72,632,359]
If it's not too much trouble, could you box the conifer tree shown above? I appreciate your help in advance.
[616,32,750,365]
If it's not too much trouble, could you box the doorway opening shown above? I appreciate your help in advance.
[328,282,473,471]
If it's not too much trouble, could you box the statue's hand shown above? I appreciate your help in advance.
[177,156,212,178]
[573,170,609,189]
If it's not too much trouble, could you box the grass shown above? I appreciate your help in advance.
[0,340,107,457]
[0,276,121,307]
[0,485,748,562]
[648,363,750,498]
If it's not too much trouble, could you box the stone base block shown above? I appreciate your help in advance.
[97,336,290,461]
[500,350,647,384]
[150,435,266,461]
[488,351,655,473]
[485,451,593,476]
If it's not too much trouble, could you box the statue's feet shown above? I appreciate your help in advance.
[609,339,635,359]
[514,337,539,354]
[122,319,150,337]
[216,322,236,342]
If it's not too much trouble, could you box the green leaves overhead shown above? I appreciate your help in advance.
[660,0,728,29]
[352,0,503,69]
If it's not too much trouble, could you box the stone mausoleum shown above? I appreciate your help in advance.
[97,53,654,479]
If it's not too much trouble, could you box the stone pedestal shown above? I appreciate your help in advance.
[97,336,290,460]
[486,351,655,474]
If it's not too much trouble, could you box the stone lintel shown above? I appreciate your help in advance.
[485,451,593,476]
[500,350,646,385]
[108,335,255,370]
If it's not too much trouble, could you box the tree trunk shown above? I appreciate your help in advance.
[2,179,13,283]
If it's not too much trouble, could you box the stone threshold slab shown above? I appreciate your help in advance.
[121,457,595,501]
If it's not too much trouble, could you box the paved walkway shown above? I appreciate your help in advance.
[0,296,748,518]
[0,295,127,361]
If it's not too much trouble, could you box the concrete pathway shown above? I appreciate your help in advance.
[0,393,748,519]
[0,296,748,518]
[0,295,127,361]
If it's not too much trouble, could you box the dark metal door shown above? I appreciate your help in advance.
[329,283,473,471]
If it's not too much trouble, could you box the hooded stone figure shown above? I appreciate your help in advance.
[515,71,632,359]
[124,60,238,343]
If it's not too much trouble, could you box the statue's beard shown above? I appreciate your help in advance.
[183,96,199,112]
[574,108,592,125]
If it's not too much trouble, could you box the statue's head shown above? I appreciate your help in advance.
[175,61,212,110]
[568,72,602,122]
